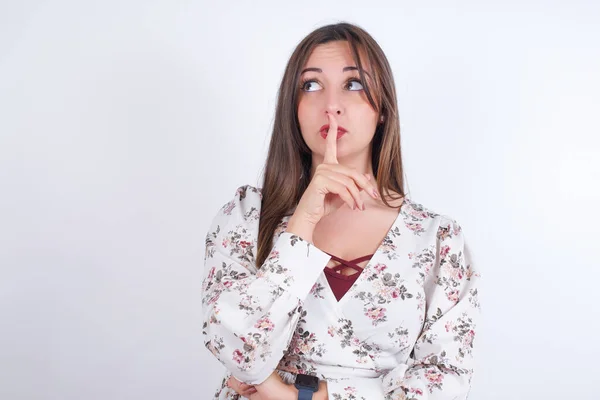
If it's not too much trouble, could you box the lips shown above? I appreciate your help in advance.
[319,124,347,139]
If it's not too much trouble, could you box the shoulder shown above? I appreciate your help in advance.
[207,184,263,234]
[404,199,477,278]
[206,184,262,237]
[204,185,264,269]
[401,196,464,240]
[436,215,464,242]
[220,184,263,217]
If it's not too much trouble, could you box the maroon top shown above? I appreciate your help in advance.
[323,251,374,301]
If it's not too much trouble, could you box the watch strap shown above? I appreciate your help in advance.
[297,387,314,400]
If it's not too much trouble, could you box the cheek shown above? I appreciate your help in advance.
[351,103,378,130]
[297,99,317,124]
[297,99,320,140]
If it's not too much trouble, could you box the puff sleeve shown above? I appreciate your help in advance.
[201,185,332,385]
[381,217,481,399]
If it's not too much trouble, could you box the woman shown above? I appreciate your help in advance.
[202,22,481,400]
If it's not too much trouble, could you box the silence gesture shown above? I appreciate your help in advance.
[291,113,380,227]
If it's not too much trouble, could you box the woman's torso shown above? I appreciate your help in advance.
[273,194,437,378]
[212,188,452,398]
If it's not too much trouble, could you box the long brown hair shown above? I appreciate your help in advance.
[257,22,406,268]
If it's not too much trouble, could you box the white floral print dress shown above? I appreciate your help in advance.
[201,185,481,399]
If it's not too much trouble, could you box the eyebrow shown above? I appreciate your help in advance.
[301,66,372,80]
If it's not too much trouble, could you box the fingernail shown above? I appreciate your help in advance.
[361,203,366,211]
[372,189,379,198]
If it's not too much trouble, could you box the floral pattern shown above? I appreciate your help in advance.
[331,386,367,400]
[327,318,383,364]
[354,264,415,326]
[202,185,482,399]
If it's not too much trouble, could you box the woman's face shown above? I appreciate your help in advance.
[297,41,379,161]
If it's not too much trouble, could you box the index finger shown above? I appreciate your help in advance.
[323,113,338,164]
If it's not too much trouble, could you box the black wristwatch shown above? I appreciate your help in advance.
[294,373,319,400]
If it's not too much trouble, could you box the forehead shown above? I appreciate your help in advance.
[303,41,370,72]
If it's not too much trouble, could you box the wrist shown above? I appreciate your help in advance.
[289,377,326,400]
[316,380,328,400]
[287,383,300,400]
[285,215,316,244]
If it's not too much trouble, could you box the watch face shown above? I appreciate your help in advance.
[295,374,319,389]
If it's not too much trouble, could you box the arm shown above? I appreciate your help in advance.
[325,217,482,399]
[202,185,331,385]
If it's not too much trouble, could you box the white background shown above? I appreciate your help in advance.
[1,1,599,399]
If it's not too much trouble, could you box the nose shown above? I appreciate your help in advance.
[324,92,344,117]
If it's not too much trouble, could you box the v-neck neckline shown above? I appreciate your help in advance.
[319,196,411,306]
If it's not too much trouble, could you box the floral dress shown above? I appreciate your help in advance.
[201,185,482,399]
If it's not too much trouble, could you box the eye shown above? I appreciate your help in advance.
[299,77,364,92]
[346,78,364,91]
[300,79,322,92]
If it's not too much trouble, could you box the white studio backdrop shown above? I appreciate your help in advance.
[1,1,599,399]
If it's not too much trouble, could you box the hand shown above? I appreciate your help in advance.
[227,371,297,400]
[227,375,258,398]
[292,112,379,226]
